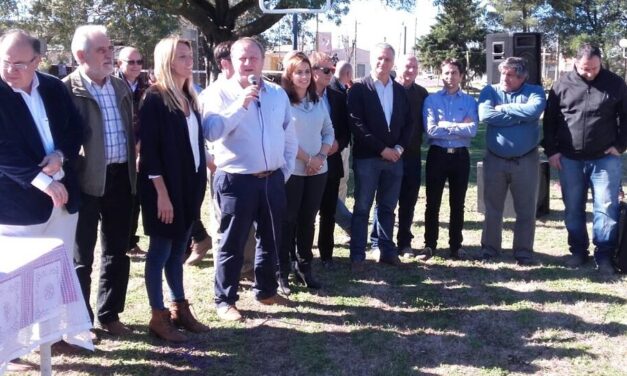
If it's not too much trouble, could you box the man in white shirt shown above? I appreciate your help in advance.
[0,29,82,256]
[203,37,297,321]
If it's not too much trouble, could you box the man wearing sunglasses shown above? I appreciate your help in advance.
[116,46,149,256]
[63,25,136,337]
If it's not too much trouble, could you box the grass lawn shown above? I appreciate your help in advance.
[9,126,627,376]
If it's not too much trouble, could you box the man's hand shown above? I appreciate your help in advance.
[548,153,562,170]
[328,140,339,156]
[157,193,174,224]
[44,181,68,207]
[240,84,260,109]
[462,116,473,123]
[206,154,217,174]
[380,147,400,162]
[605,146,621,156]
[39,152,63,176]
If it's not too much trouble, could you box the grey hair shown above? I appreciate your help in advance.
[334,60,352,79]
[71,25,107,58]
[373,42,395,57]
[498,57,528,79]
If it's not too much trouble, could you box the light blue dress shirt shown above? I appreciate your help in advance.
[423,88,478,148]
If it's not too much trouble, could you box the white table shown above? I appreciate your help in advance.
[0,237,94,375]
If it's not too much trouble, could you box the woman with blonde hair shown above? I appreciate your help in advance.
[138,36,208,341]
[277,52,334,294]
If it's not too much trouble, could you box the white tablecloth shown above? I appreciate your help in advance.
[0,237,94,375]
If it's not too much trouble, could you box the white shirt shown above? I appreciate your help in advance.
[201,76,297,181]
[371,72,394,129]
[12,74,63,191]
[186,112,201,172]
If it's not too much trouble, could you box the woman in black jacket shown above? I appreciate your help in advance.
[139,36,208,342]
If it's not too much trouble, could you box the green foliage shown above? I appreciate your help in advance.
[417,0,487,82]
[486,0,545,32]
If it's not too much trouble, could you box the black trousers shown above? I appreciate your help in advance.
[128,194,140,248]
[279,173,327,275]
[424,146,469,251]
[317,172,341,261]
[74,163,133,324]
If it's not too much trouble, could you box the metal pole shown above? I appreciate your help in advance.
[403,25,407,55]
[292,14,298,50]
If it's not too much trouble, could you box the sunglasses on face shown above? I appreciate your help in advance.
[123,59,143,66]
[314,66,335,75]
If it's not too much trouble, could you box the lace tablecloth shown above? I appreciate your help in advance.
[0,237,94,375]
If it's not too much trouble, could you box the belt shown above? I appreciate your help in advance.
[432,145,467,154]
[489,147,537,161]
[251,170,275,178]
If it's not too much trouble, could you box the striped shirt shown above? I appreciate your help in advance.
[81,72,128,164]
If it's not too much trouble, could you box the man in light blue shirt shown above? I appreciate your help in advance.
[203,37,297,321]
[420,58,478,260]
[478,56,546,265]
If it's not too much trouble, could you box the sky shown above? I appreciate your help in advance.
[306,0,438,54]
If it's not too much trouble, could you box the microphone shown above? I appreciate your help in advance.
[247,74,261,107]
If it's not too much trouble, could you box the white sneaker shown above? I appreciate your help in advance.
[370,247,381,260]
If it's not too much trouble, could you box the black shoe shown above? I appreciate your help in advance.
[379,255,404,267]
[516,257,539,266]
[596,258,616,276]
[294,263,322,289]
[566,253,589,268]
[277,275,291,296]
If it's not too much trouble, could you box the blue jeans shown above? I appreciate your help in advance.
[371,154,421,250]
[335,199,352,233]
[350,158,403,261]
[559,154,621,261]
[145,227,192,310]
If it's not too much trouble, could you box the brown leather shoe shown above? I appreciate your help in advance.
[351,260,365,273]
[170,300,210,333]
[185,236,212,265]
[256,294,294,306]
[99,320,132,336]
[128,245,144,255]
[149,308,188,342]
[216,305,243,321]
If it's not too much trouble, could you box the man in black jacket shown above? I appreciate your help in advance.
[0,29,82,254]
[347,43,413,271]
[543,44,627,275]
[309,51,350,268]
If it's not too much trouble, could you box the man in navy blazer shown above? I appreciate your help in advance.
[0,29,82,254]
[347,42,413,271]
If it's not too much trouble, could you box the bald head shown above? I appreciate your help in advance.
[396,54,419,87]
[118,46,143,82]
[0,29,41,93]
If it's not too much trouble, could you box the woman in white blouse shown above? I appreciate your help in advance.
[138,36,208,342]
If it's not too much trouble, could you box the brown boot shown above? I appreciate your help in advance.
[148,308,188,342]
[170,300,210,333]
[185,236,212,265]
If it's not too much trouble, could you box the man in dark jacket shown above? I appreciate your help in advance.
[347,43,413,271]
[115,46,149,255]
[309,51,350,268]
[0,29,82,255]
[543,43,627,275]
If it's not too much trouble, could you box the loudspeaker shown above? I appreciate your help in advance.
[486,32,542,85]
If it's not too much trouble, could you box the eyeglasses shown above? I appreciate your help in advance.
[314,66,335,75]
[1,55,38,71]
[122,59,144,65]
